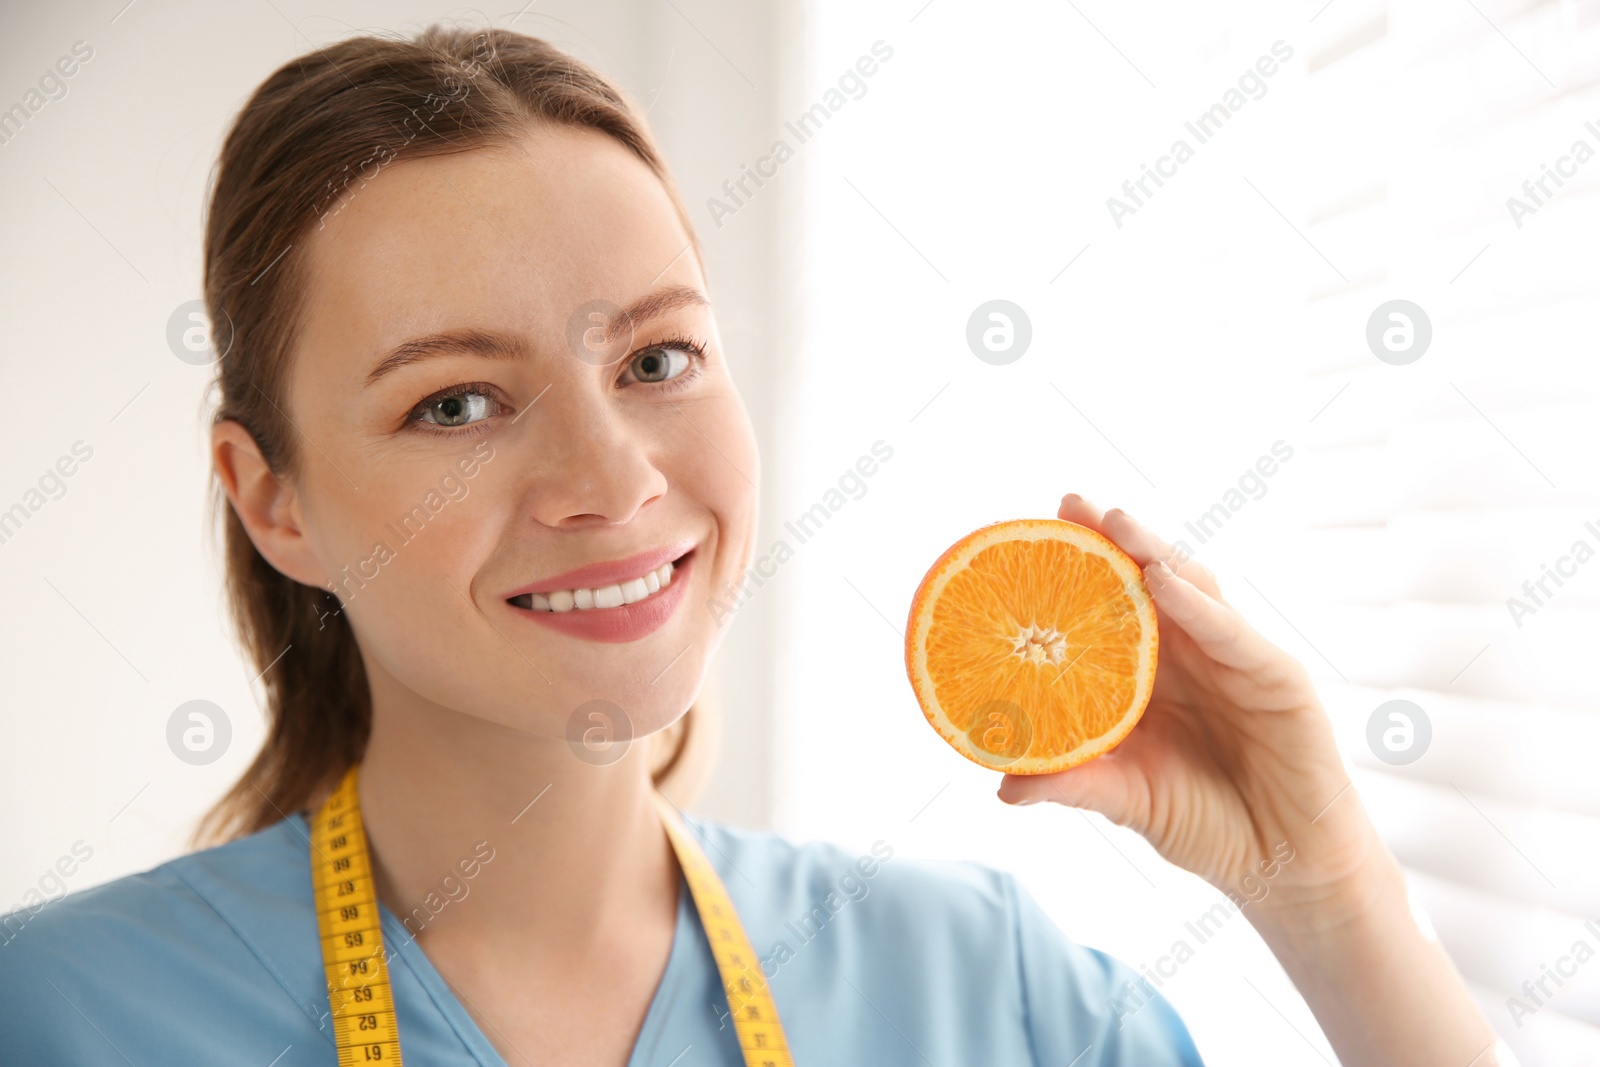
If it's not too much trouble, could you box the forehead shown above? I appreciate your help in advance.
[296,123,696,358]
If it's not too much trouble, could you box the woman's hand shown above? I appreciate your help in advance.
[996,494,1374,924]
[997,495,1504,1066]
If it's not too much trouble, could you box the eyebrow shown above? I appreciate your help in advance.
[364,284,710,387]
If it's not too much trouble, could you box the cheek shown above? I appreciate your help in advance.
[305,455,496,594]
[304,461,518,699]
[672,389,759,579]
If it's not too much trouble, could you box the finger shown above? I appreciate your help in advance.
[1056,495,1221,600]
[1102,508,1222,600]
[1056,492,1105,528]
[1143,558,1283,675]
[997,757,1148,833]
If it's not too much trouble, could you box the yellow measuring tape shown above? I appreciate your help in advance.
[652,788,795,1067]
[310,765,793,1066]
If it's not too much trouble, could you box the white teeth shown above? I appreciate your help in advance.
[514,556,684,613]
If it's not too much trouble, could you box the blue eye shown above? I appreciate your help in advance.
[631,346,688,383]
[410,385,502,433]
[621,338,705,388]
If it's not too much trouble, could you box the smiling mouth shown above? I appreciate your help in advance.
[507,549,693,613]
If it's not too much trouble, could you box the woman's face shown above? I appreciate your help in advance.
[267,123,757,746]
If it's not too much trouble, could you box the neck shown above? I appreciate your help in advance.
[353,682,678,961]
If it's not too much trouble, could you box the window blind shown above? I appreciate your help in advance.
[1299,0,1600,1061]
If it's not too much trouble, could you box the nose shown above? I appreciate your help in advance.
[520,388,668,528]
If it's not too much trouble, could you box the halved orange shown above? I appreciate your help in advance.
[905,518,1159,775]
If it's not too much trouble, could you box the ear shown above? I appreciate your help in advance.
[212,419,331,590]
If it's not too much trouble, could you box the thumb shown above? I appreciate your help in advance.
[997,757,1148,832]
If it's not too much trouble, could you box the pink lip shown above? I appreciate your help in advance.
[508,550,694,644]
[504,539,698,599]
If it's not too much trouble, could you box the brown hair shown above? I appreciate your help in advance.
[193,25,706,849]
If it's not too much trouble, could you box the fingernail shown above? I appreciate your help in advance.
[1146,560,1174,590]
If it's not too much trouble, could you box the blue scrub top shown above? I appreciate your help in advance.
[0,809,1203,1065]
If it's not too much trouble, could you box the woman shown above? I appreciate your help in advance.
[0,25,1502,1066]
